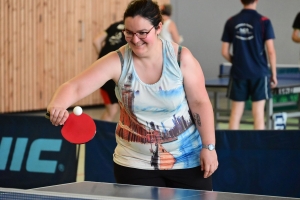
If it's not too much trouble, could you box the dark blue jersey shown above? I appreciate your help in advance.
[221,9,275,79]
[98,21,127,59]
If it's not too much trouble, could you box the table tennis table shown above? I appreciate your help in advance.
[205,63,300,129]
[0,181,299,200]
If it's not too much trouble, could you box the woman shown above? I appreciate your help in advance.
[47,0,218,190]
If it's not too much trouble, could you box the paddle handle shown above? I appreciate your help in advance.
[45,112,50,119]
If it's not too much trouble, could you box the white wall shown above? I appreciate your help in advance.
[171,0,300,78]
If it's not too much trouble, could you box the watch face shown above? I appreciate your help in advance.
[208,144,215,151]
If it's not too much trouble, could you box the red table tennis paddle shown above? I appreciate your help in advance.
[45,112,96,144]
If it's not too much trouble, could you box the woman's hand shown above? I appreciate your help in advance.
[200,149,219,178]
[47,107,69,126]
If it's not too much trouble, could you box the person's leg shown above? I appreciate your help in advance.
[252,100,266,130]
[100,80,119,121]
[229,101,245,130]
[161,166,212,191]
[101,103,119,121]
[227,78,248,130]
[250,76,270,130]
[114,163,166,187]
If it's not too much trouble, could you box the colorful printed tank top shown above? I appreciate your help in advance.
[114,39,202,170]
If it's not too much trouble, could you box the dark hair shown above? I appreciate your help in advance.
[241,0,255,5]
[123,0,162,28]
[161,4,172,16]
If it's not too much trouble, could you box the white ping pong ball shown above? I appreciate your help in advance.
[73,106,83,116]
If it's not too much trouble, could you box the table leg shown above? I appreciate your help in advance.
[266,98,273,129]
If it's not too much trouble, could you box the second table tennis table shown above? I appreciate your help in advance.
[205,63,300,129]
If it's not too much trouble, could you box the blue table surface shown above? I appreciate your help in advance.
[1,181,297,200]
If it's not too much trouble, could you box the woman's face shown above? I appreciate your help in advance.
[124,15,161,56]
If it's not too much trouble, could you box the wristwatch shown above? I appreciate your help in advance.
[202,144,215,151]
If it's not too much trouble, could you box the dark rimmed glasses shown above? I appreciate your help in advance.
[122,26,155,39]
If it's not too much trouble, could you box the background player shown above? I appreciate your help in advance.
[221,0,277,130]
[159,4,183,44]
[292,12,300,63]
[93,21,127,121]
[292,12,300,44]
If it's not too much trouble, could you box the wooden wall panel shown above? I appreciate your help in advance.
[0,0,170,113]
[29,0,36,110]
[20,0,25,110]
[9,0,15,111]
[0,1,6,111]
[36,0,44,110]
[76,0,100,106]
[2,0,7,111]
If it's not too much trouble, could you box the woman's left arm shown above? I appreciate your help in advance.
[180,47,218,178]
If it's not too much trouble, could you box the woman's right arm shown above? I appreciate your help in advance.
[47,50,122,126]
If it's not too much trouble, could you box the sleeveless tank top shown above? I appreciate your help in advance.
[160,19,173,42]
[113,39,202,170]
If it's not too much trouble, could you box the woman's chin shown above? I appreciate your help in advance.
[130,44,146,54]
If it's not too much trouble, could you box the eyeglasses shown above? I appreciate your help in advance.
[122,26,155,39]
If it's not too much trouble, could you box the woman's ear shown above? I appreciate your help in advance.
[156,22,163,35]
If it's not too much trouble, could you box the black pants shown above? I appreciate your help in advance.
[114,163,212,191]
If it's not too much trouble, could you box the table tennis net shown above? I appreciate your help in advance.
[219,63,300,79]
